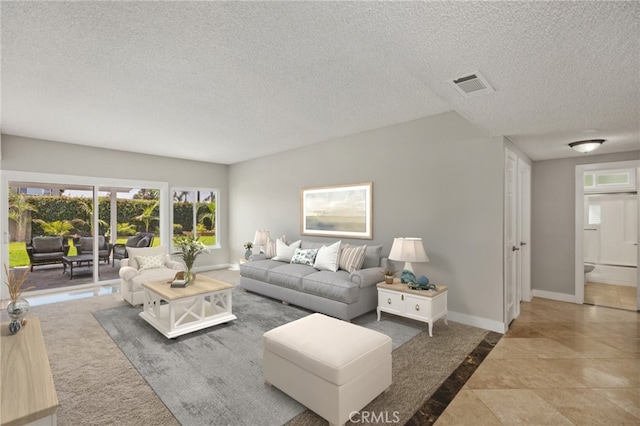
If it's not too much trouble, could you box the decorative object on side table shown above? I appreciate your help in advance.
[3,264,35,334]
[243,241,254,260]
[388,237,429,285]
[381,268,396,284]
[173,235,209,285]
[252,230,270,254]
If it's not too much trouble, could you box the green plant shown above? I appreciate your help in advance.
[197,201,216,231]
[134,201,159,233]
[243,241,254,250]
[8,191,38,242]
[115,222,137,236]
[173,223,184,235]
[32,219,75,236]
[173,235,209,270]
[72,199,109,235]
[381,268,396,277]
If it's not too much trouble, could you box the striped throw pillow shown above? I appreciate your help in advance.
[339,245,367,273]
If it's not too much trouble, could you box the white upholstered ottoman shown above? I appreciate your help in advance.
[263,313,392,426]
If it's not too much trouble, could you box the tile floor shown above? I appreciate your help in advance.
[585,281,637,311]
[435,297,639,425]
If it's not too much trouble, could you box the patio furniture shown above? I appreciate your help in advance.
[112,233,154,266]
[75,236,113,264]
[26,236,71,271]
[62,254,94,280]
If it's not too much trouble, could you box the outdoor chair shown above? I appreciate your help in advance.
[26,236,71,271]
[75,236,113,264]
[112,232,154,266]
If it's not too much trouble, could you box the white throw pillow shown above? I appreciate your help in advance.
[126,245,167,270]
[135,253,165,271]
[272,239,301,262]
[313,241,342,272]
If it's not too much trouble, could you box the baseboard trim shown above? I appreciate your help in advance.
[531,289,577,303]
[447,311,506,334]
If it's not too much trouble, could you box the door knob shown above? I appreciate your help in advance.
[520,241,527,246]
[512,246,520,251]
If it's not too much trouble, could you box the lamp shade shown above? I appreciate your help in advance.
[388,237,429,263]
[252,230,270,246]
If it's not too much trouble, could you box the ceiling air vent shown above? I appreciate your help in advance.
[449,71,494,98]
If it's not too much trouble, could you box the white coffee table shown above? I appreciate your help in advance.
[140,275,237,338]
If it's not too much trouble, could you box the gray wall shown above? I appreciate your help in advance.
[0,134,230,267]
[229,112,507,325]
[531,150,640,296]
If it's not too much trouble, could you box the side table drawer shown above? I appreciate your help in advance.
[378,289,403,315]
[404,294,431,321]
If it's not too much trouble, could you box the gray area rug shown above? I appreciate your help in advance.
[93,287,423,426]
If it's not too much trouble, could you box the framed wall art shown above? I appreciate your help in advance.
[300,182,372,239]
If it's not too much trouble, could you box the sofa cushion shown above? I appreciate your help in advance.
[339,245,367,273]
[313,241,342,272]
[300,240,325,250]
[240,259,285,282]
[362,244,383,269]
[290,248,318,266]
[302,270,360,304]
[272,239,301,262]
[32,237,63,252]
[267,263,317,291]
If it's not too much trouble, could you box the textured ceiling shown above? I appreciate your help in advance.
[1,1,638,164]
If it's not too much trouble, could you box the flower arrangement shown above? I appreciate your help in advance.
[243,241,254,250]
[173,235,209,271]
[3,263,34,303]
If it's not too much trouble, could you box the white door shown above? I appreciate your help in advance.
[505,149,518,325]
[518,159,532,302]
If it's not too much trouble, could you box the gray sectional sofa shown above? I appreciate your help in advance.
[239,240,385,321]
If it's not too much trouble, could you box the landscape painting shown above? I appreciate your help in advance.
[300,182,372,239]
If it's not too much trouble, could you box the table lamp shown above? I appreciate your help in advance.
[388,237,429,284]
[252,230,270,254]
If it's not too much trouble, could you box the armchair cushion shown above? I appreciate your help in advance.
[126,246,168,270]
[135,253,166,271]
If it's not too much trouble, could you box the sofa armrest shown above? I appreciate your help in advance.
[350,266,384,288]
[119,266,139,281]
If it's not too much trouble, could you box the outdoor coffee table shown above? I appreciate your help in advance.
[62,254,94,280]
[140,275,237,339]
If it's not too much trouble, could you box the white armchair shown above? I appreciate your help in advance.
[119,245,184,305]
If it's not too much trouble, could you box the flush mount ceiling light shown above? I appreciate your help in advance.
[568,139,605,153]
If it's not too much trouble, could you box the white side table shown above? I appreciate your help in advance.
[376,281,448,337]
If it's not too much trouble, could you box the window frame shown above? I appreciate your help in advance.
[170,187,220,249]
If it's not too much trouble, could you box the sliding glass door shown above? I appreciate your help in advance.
[2,171,168,298]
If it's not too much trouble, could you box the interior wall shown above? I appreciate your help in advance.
[531,150,640,296]
[229,112,507,327]
[0,134,230,268]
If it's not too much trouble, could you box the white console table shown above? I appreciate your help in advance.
[376,281,448,337]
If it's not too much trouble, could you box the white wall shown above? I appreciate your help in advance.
[532,151,640,296]
[229,112,507,329]
[0,134,231,268]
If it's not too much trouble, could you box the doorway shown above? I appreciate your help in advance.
[505,148,532,328]
[575,161,639,311]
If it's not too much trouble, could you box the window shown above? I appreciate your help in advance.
[584,169,636,192]
[172,188,218,247]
